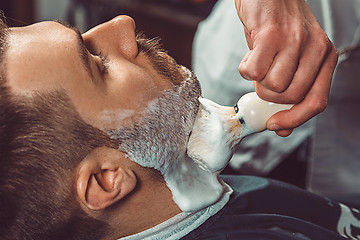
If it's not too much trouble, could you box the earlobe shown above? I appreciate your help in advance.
[76,147,137,211]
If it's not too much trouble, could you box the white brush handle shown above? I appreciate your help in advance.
[236,92,293,133]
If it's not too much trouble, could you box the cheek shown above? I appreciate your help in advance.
[75,63,173,128]
[106,71,168,110]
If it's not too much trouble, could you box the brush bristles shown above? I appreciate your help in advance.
[186,97,244,173]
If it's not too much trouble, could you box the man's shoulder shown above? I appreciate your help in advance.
[183,175,346,240]
[220,175,270,195]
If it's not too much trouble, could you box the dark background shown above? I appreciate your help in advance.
[0,0,217,68]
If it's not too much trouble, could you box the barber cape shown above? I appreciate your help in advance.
[121,176,360,239]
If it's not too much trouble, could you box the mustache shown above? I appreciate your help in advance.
[135,32,184,85]
[136,31,165,55]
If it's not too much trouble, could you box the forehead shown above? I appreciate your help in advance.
[8,21,77,53]
[5,21,85,92]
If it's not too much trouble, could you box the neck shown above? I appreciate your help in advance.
[104,165,181,239]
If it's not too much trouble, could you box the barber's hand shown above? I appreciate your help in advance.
[235,0,338,137]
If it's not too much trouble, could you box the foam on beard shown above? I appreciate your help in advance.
[107,67,225,212]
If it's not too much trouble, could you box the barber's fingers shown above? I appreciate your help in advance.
[274,129,293,137]
[258,43,301,94]
[255,34,333,105]
[266,44,338,132]
[238,37,279,82]
[239,31,304,95]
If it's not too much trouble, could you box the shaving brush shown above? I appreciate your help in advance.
[186,92,292,173]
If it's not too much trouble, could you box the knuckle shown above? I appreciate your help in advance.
[330,46,339,64]
[292,23,307,44]
[262,27,278,39]
[315,34,331,57]
[288,92,305,104]
[260,27,283,46]
[265,79,288,93]
[238,65,246,75]
[248,68,265,81]
[310,98,328,114]
[239,64,266,81]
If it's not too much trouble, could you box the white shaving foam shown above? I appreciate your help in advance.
[162,68,229,212]
[99,109,136,126]
[186,92,293,179]
[187,98,244,173]
[109,66,228,212]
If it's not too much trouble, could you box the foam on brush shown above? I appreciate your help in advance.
[187,97,244,173]
[187,92,293,174]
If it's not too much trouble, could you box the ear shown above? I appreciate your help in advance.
[76,147,137,211]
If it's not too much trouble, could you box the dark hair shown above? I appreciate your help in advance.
[0,13,9,73]
[0,16,114,237]
[0,85,114,239]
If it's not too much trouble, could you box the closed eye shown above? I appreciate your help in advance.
[95,52,110,74]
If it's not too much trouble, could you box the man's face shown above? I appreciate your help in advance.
[3,15,202,198]
[2,16,209,216]
[5,16,187,129]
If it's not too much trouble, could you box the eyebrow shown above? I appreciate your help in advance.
[56,21,92,78]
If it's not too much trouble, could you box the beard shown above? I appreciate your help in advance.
[106,66,201,173]
[105,36,226,212]
[135,32,186,86]
[106,33,202,172]
[106,69,227,213]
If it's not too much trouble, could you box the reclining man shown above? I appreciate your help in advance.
[0,14,358,240]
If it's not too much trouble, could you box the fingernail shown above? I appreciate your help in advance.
[241,73,251,80]
[268,124,281,131]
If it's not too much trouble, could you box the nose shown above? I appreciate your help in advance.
[83,15,138,60]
